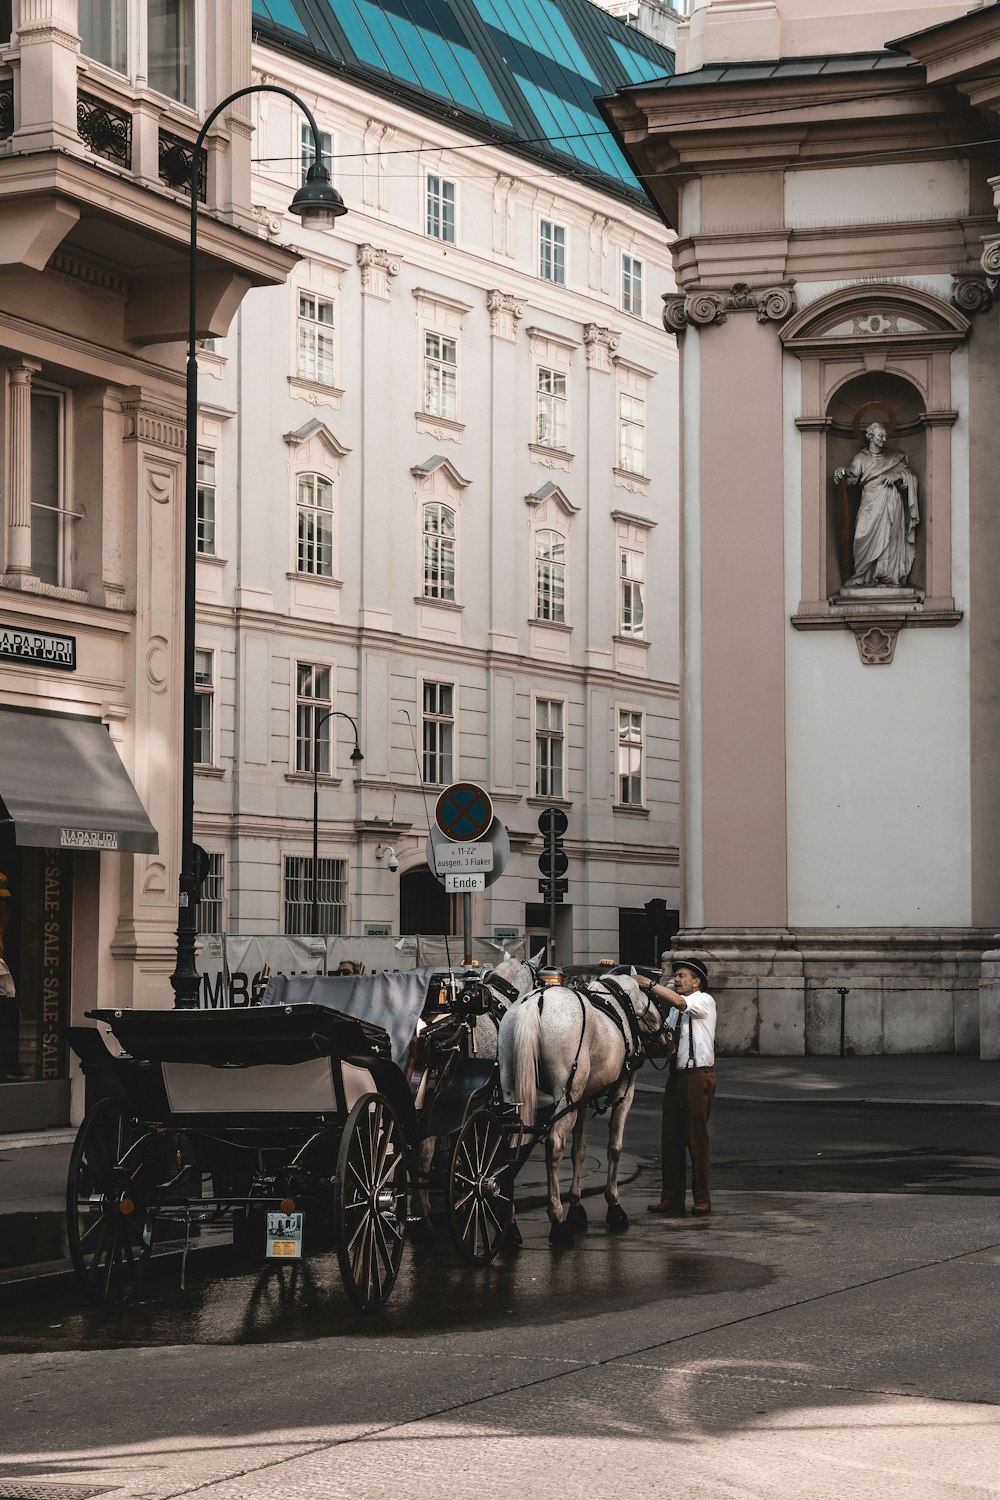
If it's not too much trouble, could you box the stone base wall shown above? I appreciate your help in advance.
[670,928,999,1057]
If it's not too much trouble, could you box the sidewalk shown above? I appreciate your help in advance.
[4,1054,1000,1297]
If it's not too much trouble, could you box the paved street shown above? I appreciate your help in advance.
[2,1090,999,1499]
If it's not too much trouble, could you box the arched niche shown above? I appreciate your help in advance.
[782,284,967,635]
[825,371,927,599]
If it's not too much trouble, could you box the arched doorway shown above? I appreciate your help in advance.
[399,865,452,935]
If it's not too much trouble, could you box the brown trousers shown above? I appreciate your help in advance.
[660,1064,716,1209]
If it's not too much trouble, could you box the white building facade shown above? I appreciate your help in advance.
[191,28,681,968]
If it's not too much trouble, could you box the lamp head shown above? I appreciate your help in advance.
[288,162,348,229]
[350,744,364,764]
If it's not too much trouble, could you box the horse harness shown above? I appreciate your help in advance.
[529,975,674,1118]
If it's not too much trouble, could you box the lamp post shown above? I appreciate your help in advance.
[312,710,364,938]
[170,88,347,1009]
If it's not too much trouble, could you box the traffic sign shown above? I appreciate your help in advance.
[446,872,486,893]
[537,806,568,837]
[435,782,494,842]
[427,818,509,889]
[538,849,568,878]
[538,878,568,900]
[435,841,494,875]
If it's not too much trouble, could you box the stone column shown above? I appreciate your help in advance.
[5,359,41,577]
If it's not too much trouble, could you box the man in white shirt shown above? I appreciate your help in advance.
[637,957,717,1217]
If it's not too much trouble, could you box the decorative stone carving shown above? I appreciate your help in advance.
[583,324,620,372]
[980,239,1000,283]
[833,422,919,591]
[251,203,282,240]
[849,621,901,666]
[121,400,185,453]
[357,244,400,300]
[951,274,994,315]
[486,289,524,341]
[662,282,795,334]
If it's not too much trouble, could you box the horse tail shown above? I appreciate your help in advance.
[511,998,541,1127]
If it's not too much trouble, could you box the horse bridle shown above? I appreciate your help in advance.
[598,975,675,1058]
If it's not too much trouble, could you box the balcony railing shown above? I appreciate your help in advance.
[158,127,207,202]
[77,90,132,169]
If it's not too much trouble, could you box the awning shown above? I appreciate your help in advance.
[0,707,158,854]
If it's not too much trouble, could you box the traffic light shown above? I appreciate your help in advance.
[537,806,568,902]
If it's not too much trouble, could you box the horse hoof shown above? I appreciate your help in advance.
[566,1201,588,1234]
[501,1219,523,1251]
[548,1219,575,1247]
[407,1216,436,1245]
[606,1203,629,1233]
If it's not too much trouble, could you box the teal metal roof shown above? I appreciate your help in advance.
[252,0,674,205]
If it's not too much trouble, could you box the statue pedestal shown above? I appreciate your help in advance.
[829,585,924,611]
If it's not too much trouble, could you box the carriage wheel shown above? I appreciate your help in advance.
[446,1109,515,1265]
[66,1096,155,1307]
[333,1092,407,1311]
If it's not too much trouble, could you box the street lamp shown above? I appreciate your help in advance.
[170,87,347,1009]
[312,710,364,937]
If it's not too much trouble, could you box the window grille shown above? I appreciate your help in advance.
[284,855,346,936]
[196,852,225,934]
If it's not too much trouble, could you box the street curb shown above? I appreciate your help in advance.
[715,1094,1000,1112]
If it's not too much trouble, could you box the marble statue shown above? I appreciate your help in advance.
[834,422,919,589]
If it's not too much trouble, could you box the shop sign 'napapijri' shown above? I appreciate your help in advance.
[0,626,76,670]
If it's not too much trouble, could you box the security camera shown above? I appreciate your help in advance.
[386,853,399,873]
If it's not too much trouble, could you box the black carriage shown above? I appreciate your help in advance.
[65,973,524,1312]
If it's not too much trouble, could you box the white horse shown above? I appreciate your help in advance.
[411,955,537,1237]
[498,973,667,1245]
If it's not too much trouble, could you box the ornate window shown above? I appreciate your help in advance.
[300,121,333,186]
[30,386,76,587]
[622,253,643,317]
[294,663,331,775]
[536,367,568,450]
[617,709,644,806]
[426,175,456,243]
[296,473,334,577]
[196,447,216,557]
[618,392,645,475]
[80,1,195,105]
[535,699,565,799]
[423,332,458,421]
[297,291,336,387]
[535,529,566,623]
[422,681,454,785]
[619,547,645,638]
[539,219,566,284]
[193,648,214,766]
[422,502,456,601]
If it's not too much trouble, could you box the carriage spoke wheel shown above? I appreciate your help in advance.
[334,1093,407,1311]
[67,1097,154,1308]
[447,1110,514,1265]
